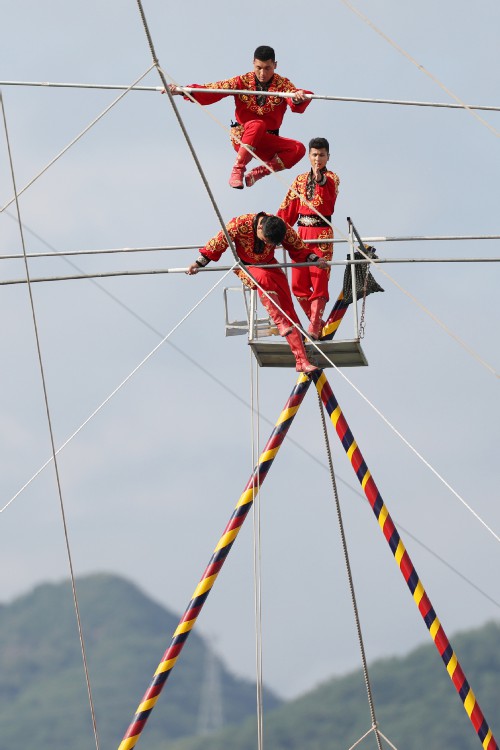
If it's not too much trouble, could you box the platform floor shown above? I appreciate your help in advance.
[248,339,368,368]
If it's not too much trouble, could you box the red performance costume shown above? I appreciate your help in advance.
[277,168,340,337]
[193,213,322,372]
[185,72,312,188]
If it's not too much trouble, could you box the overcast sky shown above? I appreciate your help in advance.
[1,0,499,718]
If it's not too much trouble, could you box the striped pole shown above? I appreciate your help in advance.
[118,374,313,750]
[321,289,350,340]
[313,370,498,750]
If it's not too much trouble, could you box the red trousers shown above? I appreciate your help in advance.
[292,264,330,301]
[232,119,305,169]
[237,264,301,335]
[291,229,331,302]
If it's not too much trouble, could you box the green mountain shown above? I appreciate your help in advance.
[2,573,498,750]
[168,621,500,750]
[0,573,280,750]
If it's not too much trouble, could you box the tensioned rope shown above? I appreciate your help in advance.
[0,66,155,214]
[3,215,498,620]
[376,730,399,750]
[2,233,499,260]
[348,725,399,750]
[2,78,500,113]
[316,392,384,750]
[348,726,399,750]
[338,0,500,138]
[3,253,500,286]
[0,91,101,750]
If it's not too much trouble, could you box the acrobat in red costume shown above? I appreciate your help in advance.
[187,213,325,373]
[277,165,340,338]
[170,47,312,190]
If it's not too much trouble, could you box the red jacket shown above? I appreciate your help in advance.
[277,170,340,225]
[201,213,314,265]
[187,72,312,131]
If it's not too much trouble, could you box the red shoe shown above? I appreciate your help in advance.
[229,164,245,189]
[245,164,270,187]
[245,154,285,187]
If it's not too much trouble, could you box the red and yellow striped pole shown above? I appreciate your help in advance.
[313,370,497,750]
[320,289,349,340]
[118,373,313,750]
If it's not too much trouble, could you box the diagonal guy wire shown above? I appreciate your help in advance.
[0,65,155,213]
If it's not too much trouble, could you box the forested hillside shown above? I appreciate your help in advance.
[0,574,280,750]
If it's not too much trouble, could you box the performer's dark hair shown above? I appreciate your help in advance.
[262,215,286,244]
[254,45,276,62]
[309,137,330,152]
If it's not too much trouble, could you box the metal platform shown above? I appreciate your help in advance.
[248,338,368,368]
[224,285,368,368]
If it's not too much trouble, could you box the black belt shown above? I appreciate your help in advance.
[230,121,279,137]
[297,214,332,228]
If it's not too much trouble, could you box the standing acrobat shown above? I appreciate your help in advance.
[168,45,312,190]
[277,137,339,339]
[186,213,327,373]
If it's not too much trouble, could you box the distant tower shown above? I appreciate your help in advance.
[197,634,224,735]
